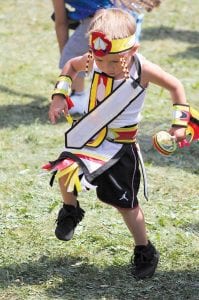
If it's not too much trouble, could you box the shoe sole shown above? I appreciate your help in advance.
[55,228,74,241]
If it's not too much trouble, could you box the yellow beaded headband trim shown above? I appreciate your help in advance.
[89,31,135,56]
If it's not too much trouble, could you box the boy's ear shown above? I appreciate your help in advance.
[130,43,140,55]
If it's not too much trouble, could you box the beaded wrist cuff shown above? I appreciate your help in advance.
[52,75,72,99]
[172,104,190,128]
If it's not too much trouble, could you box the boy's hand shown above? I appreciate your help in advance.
[169,126,186,142]
[49,96,68,124]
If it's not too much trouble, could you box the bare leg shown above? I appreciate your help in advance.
[55,175,84,241]
[117,205,148,246]
[118,205,159,279]
[59,176,77,206]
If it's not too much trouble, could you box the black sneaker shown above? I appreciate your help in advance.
[55,201,85,241]
[131,241,159,280]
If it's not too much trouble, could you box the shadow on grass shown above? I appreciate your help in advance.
[0,255,198,299]
[142,26,199,44]
[172,46,199,60]
[0,85,49,127]
[181,222,199,235]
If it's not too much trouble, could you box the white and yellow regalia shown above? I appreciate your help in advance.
[43,54,148,201]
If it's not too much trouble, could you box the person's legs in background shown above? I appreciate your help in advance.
[131,11,145,42]
[59,18,91,115]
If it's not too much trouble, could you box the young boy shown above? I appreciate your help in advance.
[46,8,190,280]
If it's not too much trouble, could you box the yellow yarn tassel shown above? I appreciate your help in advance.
[55,162,81,192]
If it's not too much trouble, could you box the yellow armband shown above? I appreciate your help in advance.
[172,104,190,127]
[52,75,72,99]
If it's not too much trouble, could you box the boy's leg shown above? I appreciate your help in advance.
[118,205,147,245]
[118,205,159,280]
[55,176,85,241]
[59,176,77,206]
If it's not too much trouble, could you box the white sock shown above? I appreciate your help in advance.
[73,91,85,96]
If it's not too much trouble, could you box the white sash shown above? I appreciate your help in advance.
[65,78,144,149]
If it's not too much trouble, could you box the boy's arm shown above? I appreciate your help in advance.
[141,60,189,141]
[49,54,93,124]
[52,0,69,53]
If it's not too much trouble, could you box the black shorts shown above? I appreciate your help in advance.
[93,143,141,208]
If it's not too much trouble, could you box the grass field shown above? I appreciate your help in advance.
[0,0,199,299]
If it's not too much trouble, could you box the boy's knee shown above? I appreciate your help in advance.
[117,204,139,214]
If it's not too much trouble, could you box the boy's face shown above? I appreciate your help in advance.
[93,52,132,79]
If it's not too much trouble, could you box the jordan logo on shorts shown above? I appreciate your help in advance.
[119,191,128,202]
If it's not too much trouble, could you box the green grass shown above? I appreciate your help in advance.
[0,0,199,299]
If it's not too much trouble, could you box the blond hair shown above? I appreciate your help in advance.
[88,8,136,40]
